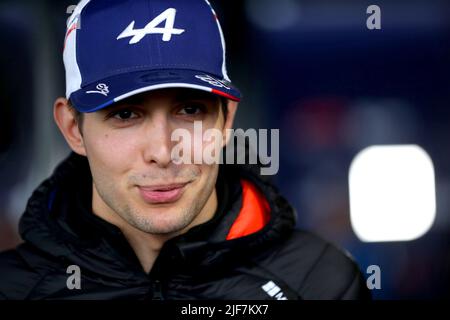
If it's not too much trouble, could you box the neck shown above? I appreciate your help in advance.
[91,185,218,273]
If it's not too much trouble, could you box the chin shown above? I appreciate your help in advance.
[139,220,189,235]
[131,208,187,231]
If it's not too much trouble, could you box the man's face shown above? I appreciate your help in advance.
[78,88,226,235]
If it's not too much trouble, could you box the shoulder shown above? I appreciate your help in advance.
[255,229,371,300]
[0,244,58,300]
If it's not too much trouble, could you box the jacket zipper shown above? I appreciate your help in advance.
[151,279,164,300]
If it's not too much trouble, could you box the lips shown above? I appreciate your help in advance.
[138,183,189,204]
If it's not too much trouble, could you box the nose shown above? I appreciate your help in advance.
[141,111,173,168]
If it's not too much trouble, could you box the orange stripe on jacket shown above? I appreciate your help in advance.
[226,180,271,240]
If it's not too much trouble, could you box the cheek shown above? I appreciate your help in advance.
[174,120,224,164]
[182,162,217,206]
[83,131,139,179]
[196,163,219,199]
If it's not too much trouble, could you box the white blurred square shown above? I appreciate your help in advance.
[349,145,436,242]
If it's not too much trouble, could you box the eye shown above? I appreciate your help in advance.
[177,103,206,116]
[111,109,139,121]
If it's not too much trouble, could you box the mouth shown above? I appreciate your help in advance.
[137,182,190,204]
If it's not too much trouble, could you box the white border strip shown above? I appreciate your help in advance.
[64,0,91,98]
[204,0,230,82]
[114,83,214,102]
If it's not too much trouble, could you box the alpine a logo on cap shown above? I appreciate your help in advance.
[117,8,185,44]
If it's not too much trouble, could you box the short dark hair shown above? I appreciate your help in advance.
[67,100,84,133]
[220,97,229,119]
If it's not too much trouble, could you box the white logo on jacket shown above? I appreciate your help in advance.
[261,281,288,300]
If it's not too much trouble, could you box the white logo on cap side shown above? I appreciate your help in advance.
[195,75,230,89]
[86,83,110,97]
[117,8,185,44]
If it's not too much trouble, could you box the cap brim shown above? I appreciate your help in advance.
[69,69,241,113]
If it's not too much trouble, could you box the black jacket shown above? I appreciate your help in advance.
[0,153,370,300]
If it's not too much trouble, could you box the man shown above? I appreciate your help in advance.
[0,0,370,300]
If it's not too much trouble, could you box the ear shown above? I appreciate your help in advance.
[222,100,238,148]
[53,97,87,156]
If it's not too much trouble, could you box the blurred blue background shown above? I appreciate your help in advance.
[0,0,449,299]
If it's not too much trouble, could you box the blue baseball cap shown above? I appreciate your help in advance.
[63,0,241,113]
